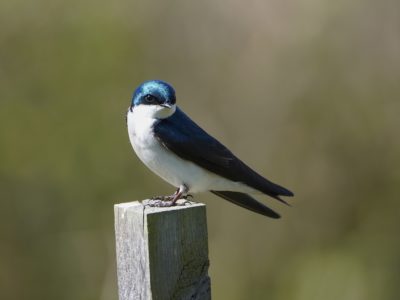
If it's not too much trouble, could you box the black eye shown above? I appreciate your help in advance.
[145,94,157,103]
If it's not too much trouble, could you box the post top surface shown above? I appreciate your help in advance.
[115,199,205,215]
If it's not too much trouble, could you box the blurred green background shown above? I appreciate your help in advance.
[1,0,399,299]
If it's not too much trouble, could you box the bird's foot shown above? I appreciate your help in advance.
[150,195,174,201]
[179,194,195,205]
[144,199,175,207]
[144,194,194,208]
[144,199,191,207]
[182,194,194,200]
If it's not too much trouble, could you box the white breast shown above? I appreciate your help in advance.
[127,105,255,194]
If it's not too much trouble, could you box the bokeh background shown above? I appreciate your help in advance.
[1,0,399,299]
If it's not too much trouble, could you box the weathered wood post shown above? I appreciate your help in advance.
[114,200,211,300]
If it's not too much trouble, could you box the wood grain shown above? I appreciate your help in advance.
[114,200,211,300]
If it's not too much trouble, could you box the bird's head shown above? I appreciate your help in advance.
[129,80,176,119]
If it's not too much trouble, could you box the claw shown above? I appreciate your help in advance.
[150,195,173,201]
[144,199,175,207]
[147,186,191,207]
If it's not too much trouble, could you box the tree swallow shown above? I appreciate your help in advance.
[127,80,293,218]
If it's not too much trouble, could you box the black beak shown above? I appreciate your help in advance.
[129,104,133,112]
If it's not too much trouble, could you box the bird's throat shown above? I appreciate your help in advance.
[131,104,176,120]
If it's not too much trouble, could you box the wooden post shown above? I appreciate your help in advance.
[114,200,211,300]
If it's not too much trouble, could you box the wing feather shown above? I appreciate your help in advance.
[153,108,293,202]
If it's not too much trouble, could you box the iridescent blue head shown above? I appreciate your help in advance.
[130,80,176,110]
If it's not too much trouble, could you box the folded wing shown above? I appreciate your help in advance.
[153,108,294,204]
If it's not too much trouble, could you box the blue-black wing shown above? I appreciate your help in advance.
[153,108,294,203]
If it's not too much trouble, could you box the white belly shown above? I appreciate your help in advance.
[126,106,253,193]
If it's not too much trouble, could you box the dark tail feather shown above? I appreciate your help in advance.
[210,191,280,219]
[270,193,291,206]
[258,181,294,206]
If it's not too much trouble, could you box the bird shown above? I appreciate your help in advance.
[126,80,294,218]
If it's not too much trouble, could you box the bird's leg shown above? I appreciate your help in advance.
[146,185,189,207]
[170,184,189,205]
